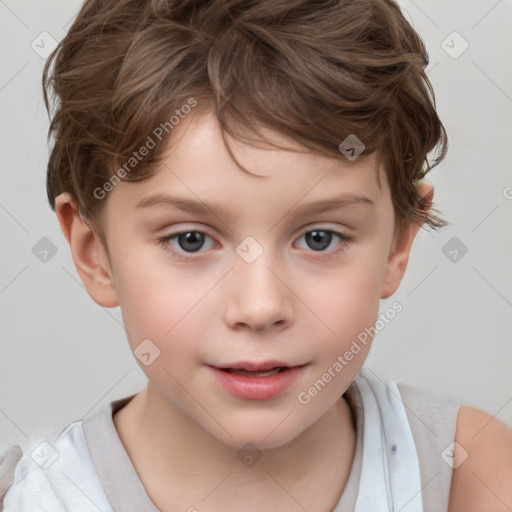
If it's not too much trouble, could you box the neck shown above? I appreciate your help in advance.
[113,382,356,512]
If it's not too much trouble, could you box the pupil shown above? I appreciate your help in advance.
[307,230,331,251]
[179,232,204,252]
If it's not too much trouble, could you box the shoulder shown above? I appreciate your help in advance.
[0,445,23,510]
[448,405,512,512]
[0,422,97,511]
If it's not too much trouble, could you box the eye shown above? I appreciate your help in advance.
[158,227,351,261]
[295,229,351,258]
[158,230,216,260]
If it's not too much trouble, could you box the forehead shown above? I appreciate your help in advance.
[104,109,389,219]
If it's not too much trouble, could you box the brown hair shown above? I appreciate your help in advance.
[43,0,448,243]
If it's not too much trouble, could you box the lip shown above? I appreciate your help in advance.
[207,363,307,400]
[214,360,294,371]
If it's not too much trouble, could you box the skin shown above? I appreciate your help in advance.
[56,109,512,511]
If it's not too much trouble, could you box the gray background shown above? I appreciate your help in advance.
[1,0,511,454]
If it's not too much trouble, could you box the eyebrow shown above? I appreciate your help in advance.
[135,193,374,220]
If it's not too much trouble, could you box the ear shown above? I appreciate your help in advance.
[380,182,434,299]
[55,193,119,307]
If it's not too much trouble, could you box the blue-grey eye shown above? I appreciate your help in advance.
[163,230,214,254]
[304,230,338,251]
[177,231,205,252]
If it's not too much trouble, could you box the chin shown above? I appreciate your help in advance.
[217,432,298,452]
[205,415,307,452]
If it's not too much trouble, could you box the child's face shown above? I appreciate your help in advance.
[77,109,417,449]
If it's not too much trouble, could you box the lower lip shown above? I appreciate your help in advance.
[208,365,305,400]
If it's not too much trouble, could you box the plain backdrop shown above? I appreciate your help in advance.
[1,0,511,455]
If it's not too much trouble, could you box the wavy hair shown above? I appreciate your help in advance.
[43,0,448,242]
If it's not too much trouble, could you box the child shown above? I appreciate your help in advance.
[1,0,511,510]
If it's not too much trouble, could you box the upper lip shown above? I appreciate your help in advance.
[211,361,303,371]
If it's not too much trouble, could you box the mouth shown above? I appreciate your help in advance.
[219,366,289,377]
[212,360,303,376]
[207,361,307,400]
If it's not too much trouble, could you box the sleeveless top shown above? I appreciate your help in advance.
[0,369,461,511]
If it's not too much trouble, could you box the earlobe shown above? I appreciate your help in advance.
[380,182,434,299]
[55,193,119,308]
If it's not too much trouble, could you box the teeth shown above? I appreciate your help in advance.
[227,367,283,377]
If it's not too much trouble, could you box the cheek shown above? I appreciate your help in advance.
[110,244,209,353]
[295,253,387,380]
[301,254,385,331]
[113,262,212,401]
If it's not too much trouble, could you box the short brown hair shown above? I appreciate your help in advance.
[43,0,448,242]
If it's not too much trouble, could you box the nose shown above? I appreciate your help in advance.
[223,248,294,332]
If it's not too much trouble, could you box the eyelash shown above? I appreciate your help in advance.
[157,228,352,262]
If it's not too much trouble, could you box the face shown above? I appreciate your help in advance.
[95,109,400,449]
